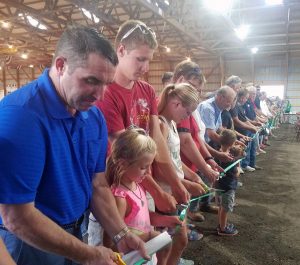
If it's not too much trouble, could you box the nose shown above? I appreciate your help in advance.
[94,85,106,100]
[145,166,151,175]
[141,61,149,73]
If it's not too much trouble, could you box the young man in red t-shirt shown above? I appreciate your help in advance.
[96,20,189,212]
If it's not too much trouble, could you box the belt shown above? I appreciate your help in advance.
[0,214,85,231]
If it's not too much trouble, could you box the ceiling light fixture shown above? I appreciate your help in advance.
[203,0,234,15]
[186,56,191,61]
[235,24,250,41]
[1,21,10,28]
[21,52,28,59]
[81,8,100,23]
[165,46,171,52]
[265,0,283,5]
[26,15,47,30]
[29,64,34,68]
[251,47,258,54]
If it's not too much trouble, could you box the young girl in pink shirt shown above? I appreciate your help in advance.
[104,128,182,264]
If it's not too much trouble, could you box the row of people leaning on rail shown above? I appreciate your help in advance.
[0,19,282,265]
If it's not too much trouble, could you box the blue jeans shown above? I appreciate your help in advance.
[241,132,256,168]
[0,226,82,265]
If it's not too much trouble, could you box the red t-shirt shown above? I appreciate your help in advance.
[96,80,158,134]
[177,116,201,172]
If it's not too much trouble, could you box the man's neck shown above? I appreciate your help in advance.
[114,68,135,89]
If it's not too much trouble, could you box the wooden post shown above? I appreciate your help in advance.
[16,68,20,88]
[284,52,289,100]
[219,56,225,86]
[3,67,6,96]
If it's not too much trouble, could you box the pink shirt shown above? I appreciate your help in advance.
[111,184,152,234]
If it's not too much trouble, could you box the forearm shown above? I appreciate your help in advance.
[198,138,212,159]
[91,180,126,239]
[141,174,164,199]
[180,138,208,172]
[207,130,220,144]
[0,204,92,264]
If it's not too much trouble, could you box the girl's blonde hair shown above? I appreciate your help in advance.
[106,128,157,186]
[158,83,200,114]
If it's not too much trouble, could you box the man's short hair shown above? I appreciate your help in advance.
[237,88,249,98]
[53,25,118,73]
[173,60,205,84]
[161,72,173,85]
[115,20,158,50]
[225,75,242,88]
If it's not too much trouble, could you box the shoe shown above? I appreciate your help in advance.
[187,229,203,241]
[256,152,260,156]
[258,149,266,154]
[178,258,195,265]
[218,224,238,236]
[239,168,244,174]
[265,142,271,146]
[260,144,267,149]
[242,166,255,172]
[254,165,263,170]
[237,181,243,187]
[200,205,219,214]
[187,211,205,222]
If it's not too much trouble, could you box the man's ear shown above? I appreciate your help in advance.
[117,44,126,57]
[55,57,66,75]
[177,75,185,83]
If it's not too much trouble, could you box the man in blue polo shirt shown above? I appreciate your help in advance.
[0,25,147,265]
[198,85,236,148]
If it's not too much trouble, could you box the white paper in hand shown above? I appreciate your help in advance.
[122,231,172,265]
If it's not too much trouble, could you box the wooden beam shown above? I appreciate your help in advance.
[3,67,7,96]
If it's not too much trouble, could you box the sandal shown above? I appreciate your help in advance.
[187,211,205,222]
[187,229,203,241]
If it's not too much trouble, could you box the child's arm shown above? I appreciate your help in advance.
[149,212,182,228]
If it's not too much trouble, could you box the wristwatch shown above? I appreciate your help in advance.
[113,226,129,245]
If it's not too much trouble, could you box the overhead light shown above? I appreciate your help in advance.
[27,15,47,30]
[29,64,34,68]
[265,0,283,5]
[81,8,100,23]
[8,44,13,49]
[203,0,234,14]
[186,56,191,61]
[164,0,170,5]
[1,21,10,28]
[251,47,258,54]
[235,24,250,41]
[165,46,171,52]
[0,66,2,70]
[21,52,28,59]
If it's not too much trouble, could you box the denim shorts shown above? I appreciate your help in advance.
[0,226,82,265]
[216,189,235,213]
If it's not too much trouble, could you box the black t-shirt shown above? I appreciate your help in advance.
[236,104,248,135]
[229,105,238,118]
[244,99,256,121]
[222,110,233,129]
[217,160,238,191]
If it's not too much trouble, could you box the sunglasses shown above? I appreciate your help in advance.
[120,24,156,43]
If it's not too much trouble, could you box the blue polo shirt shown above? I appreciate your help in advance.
[0,69,108,225]
[198,97,222,143]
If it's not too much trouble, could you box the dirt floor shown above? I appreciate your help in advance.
[183,124,300,265]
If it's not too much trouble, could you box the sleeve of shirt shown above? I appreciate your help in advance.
[198,104,216,130]
[177,118,191,132]
[94,110,108,173]
[97,89,125,134]
[0,107,46,204]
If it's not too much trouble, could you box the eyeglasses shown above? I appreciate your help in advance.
[120,24,156,43]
